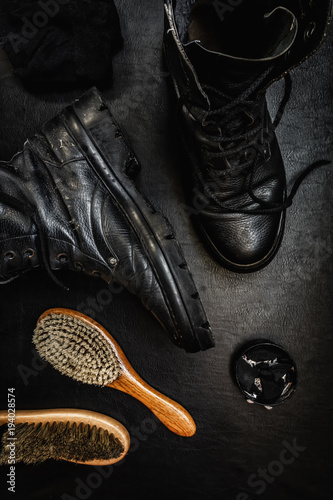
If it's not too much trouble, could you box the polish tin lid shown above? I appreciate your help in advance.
[233,340,297,409]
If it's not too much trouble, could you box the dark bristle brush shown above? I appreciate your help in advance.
[33,308,196,437]
[0,408,130,465]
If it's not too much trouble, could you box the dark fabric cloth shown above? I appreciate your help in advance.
[0,0,123,84]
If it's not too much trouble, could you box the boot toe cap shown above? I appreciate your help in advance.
[196,211,285,272]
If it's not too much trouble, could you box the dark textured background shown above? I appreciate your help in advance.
[0,1,332,499]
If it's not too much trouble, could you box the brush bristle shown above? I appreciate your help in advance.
[0,421,124,464]
[33,313,120,385]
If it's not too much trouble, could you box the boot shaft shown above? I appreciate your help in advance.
[0,107,125,283]
[165,0,333,95]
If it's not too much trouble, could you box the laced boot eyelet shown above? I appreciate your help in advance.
[24,248,35,258]
[74,261,84,271]
[57,253,68,264]
[4,251,15,261]
[244,111,255,127]
[109,257,117,267]
[92,270,101,278]
[305,22,316,40]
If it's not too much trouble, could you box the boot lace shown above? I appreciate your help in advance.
[178,68,331,214]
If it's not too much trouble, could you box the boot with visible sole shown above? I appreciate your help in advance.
[164,0,333,272]
[0,87,214,353]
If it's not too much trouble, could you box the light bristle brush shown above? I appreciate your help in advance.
[0,408,130,465]
[33,308,196,437]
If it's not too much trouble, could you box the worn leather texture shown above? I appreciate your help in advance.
[0,1,332,499]
[0,88,214,352]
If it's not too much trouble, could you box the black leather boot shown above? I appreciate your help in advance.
[0,87,214,353]
[164,0,333,272]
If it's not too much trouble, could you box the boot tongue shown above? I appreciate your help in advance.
[184,6,297,97]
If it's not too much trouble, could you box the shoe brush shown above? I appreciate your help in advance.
[33,308,196,437]
[0,408,130,465]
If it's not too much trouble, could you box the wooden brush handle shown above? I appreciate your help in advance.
[110,373,196,437]
[37,309,196,437]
